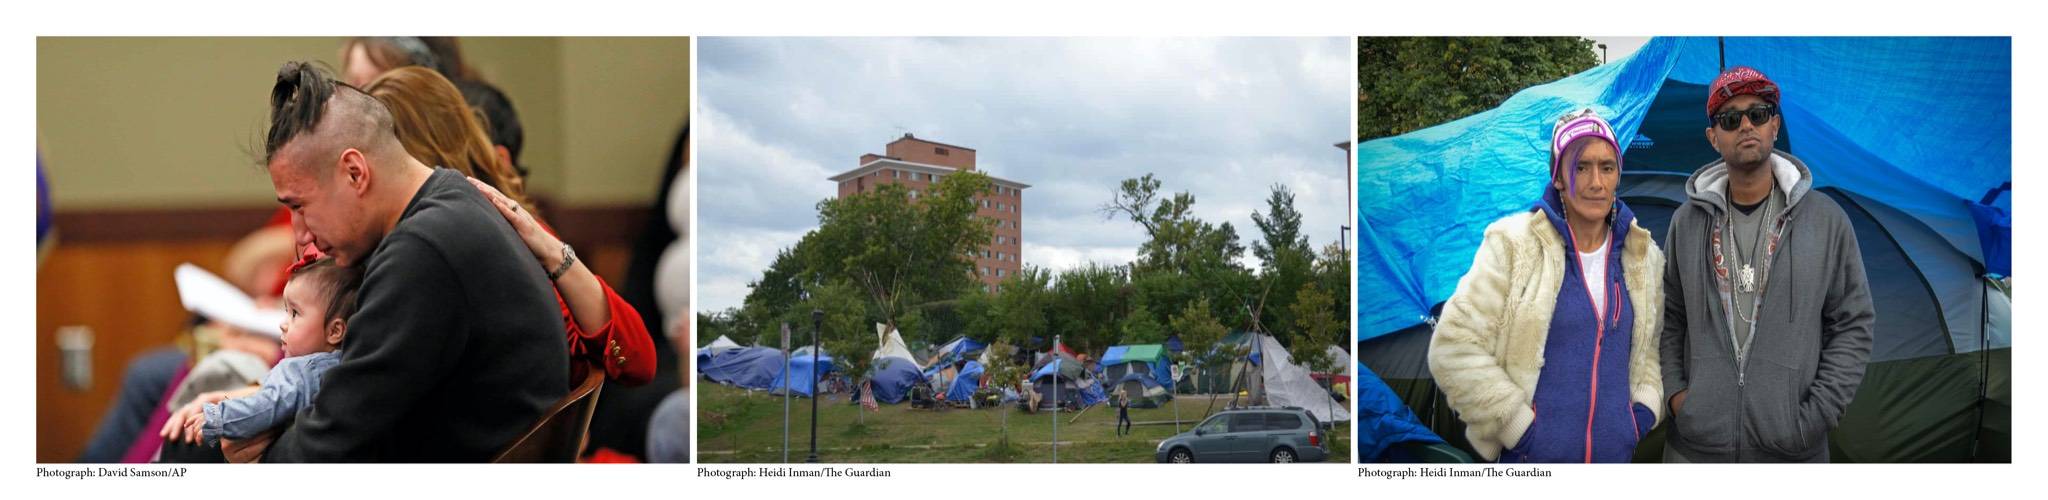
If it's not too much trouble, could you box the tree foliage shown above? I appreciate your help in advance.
[1252,184,1315,334]
[805,171,995,332]
[1171,298,1236,390]
[1358,37,1598,140]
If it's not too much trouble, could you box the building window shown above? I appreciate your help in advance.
[909,189,918,199]
[936,147,949,156]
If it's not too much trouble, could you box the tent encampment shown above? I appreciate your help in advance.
[1355,36,2010,462]
[1101,344,1175,408]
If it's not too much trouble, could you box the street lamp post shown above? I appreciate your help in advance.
[806,309,823,463]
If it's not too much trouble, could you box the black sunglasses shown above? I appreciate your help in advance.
[1712,104,1778,131]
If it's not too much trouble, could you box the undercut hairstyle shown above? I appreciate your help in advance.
[364,66,535,213]
[263,61,398,171]
[454,79,526,177]
[289,257,363,325]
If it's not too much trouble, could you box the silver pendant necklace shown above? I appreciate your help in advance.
[1732,190,1772,321]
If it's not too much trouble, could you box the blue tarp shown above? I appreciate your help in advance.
[699,346,784,390]
[1357,36,2011,339]
[864,356,921,403]
[769,348,835,397]
[932,336,987,366]
[867,357,925,404]
[944,360,985,401]
[1356,362,1445,462]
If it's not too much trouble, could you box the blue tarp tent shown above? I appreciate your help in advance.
[700,346,784,390]
[867,356,924,404]
[944,360,985,402]
[1356,362,1446,463]
[929,336,987,367]
[768,347,835,397]
[1030,352,1106,409]
[1357,36,2011,341]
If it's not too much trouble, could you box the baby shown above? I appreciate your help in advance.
[162,257,359,449]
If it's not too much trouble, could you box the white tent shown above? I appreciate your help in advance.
[1254,333,1351,423]
[873,323,924,370]
[703,335,742,351]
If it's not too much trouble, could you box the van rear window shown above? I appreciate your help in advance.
[1264,413,1303,430]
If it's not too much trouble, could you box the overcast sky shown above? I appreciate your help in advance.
[1587,36,1650,64]
[696,37,1351,313]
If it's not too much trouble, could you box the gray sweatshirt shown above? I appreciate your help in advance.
[1659,150,1875,462]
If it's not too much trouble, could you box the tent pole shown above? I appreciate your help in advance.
[1052,335,1060,464]
[782,323,792,464]
[1717,37,1726,71]
[1973,278,1990,459]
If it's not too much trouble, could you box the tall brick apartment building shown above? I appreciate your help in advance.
[829,134,1029,292]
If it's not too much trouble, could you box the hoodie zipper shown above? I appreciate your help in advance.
[1572,228,1615,464]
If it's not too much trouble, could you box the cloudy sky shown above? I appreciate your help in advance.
[697,37,1351,313]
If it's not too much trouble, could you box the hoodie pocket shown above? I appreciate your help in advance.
[1746,354,1821,458]
[1672,355,1739,452]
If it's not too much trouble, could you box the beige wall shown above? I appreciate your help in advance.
[559,37,693,205]
[37,37,689,210]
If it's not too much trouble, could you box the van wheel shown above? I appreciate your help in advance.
[1169,448,1194,463]
[1270,447,1296,463]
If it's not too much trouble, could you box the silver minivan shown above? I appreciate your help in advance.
[1155,407,1328,463]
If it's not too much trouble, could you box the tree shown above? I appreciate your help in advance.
[806,280,876,423]
[1312,242,1352,345]
[1048,262,1128,351]
[982,341,1027,445]
[1101,174,1246,276]
[1286,283,1345,424]
[1358,37,1599,140]
[806,171,995,334]
[1251,184,1315,333]
[1116,296,1167,346]
[1171,298,1235,396]
[956,285,999,345]
[990,267,1053,350]
[743,246,813,322]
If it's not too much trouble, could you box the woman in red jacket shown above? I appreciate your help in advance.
[358,66,657,386]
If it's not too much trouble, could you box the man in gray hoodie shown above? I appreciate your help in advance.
[1659,66,1875,463]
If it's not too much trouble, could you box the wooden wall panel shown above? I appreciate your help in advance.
[36,242,233,462]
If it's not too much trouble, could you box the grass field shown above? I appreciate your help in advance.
[697,382,1351,463]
